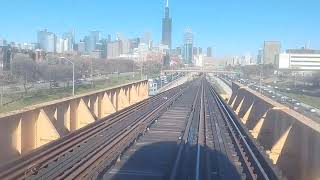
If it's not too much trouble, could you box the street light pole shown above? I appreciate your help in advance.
[160,58,163,88]
[91,58,93,88]
[72,62,75,96]
[294,72,297,88]
[259,64,263,94]
[140,61,143,80]
[60,57,75,96]
[0,86,3,106]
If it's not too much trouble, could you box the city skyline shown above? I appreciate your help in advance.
[0,0,320,56]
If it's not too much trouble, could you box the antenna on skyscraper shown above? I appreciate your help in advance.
[166,0,169,7]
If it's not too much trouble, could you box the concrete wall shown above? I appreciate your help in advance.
[229,82,320,180]
[158,74,192,93]
[0,80,149,165]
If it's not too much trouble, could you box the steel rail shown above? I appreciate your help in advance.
[169,80,202,180]
[57,80,189,179]
[208,82,274,180]
[0,82,189,180]
[195,79,205,180]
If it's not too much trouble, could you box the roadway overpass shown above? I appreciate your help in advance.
[162,68,239,74]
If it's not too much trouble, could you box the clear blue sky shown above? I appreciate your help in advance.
[0,0,319,56]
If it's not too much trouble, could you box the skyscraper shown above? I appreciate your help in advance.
[86,30,101,52]
[37,29,48,51]
[130,38,140,50]
[63,31,75,52]
[0,39,7,47]
[46,32,56,53]
[84,36,90,53]
[56,38,64,54]
[193,47,198,56]
[78,41,86,53]
[107,40,122,59]
[263,41,281,64]
[142,32,152,49]
[207,47,212,57]
[162,0,172,49]
[257,48,263,64]
[37,29,56,53]
[183,28,193,64]
[199,47,203,54]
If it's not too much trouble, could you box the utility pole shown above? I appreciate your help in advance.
[0,86,3,106]
[259,65,263,94]
[91,58,93,88]
[294,72,297,88]
[160,58,163,88]
[132,61,135,79]
[131,54,135,79]
[140,61,143,80]
[72,62,75,96]
[60,57,75,96]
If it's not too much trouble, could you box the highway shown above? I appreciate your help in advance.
[0,77,280,180]
[219,74,320,122]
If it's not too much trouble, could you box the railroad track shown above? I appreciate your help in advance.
[206,78,282,180]
[0,80,192,180]
[100,79,202,179]
[0,77,283,180]
[168,77,282,180]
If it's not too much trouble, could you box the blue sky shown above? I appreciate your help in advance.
[0,0,319,56]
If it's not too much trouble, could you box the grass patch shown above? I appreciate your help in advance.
[0,74,142,114]
[281,92,320,109]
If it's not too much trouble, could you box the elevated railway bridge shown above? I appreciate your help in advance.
[0,75,319,180]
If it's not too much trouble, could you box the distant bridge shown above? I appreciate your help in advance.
[162,68,238,74]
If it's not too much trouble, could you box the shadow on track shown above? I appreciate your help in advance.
[98,141,241,180]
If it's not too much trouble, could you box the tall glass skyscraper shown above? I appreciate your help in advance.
[37,29,48,51]
[263,41,281,64]
[63,31,75,52]
[162,0,172,49]
[87,30,101,52]
[183,28,193,64]
[46,32,56,53]
[37,29,56,53]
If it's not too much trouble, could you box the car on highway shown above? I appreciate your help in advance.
[281,96,289,102]
[50,81,59,88]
